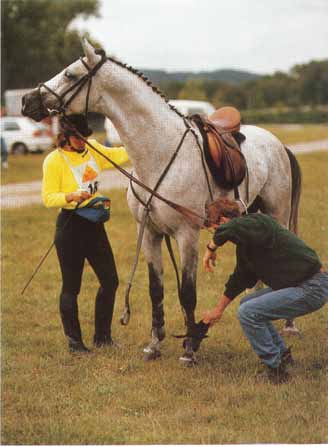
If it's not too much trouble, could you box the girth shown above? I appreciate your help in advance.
[192,106,247,193]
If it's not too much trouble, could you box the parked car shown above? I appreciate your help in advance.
[0,116,53,154]
[104,100,215,146]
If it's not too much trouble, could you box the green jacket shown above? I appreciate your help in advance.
[213,214,322,300]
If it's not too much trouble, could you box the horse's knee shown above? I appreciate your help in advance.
[180,271,196,312]
[148,263,163,300]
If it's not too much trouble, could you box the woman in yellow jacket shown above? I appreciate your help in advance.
[42,114,128,353]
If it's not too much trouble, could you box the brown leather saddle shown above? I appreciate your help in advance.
[192,106,247,191]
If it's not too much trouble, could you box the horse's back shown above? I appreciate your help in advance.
[239,124,289,168]
[240,124,284,150]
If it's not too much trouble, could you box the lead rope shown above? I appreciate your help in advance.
[120,127,191,325]
[21,202,81,295]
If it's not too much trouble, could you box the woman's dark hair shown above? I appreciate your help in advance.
[206,197,241,224]
[57,132,68,148]
[59,114,93,137]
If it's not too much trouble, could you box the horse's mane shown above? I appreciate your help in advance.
[107,56,188,121]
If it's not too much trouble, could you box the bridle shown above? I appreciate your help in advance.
[38,48,107,118]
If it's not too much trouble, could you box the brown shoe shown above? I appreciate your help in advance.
[281,346,295,367]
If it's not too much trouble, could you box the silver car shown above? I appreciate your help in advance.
[0,116,53,154]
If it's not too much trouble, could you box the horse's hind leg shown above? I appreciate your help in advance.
[141,227,165,360]
[176,228,200,365]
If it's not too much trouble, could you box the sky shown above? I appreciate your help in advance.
[72,0,328,75]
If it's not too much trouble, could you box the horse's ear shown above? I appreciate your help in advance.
[82,38,100,65]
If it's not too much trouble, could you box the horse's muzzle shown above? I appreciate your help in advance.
[21,90,49,122]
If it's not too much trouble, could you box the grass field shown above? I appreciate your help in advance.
[1,151,328,443]
[1,124,328,185]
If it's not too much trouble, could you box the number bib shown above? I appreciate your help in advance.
[60,150,100,195]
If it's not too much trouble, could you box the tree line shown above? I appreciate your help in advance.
[158,60,328,110]
[2,0,327,121]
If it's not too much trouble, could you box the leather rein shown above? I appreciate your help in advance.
[38,49,214,229]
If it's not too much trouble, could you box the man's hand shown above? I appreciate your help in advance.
[202,307,222,326]
[203,248,217,273]
[66,191,92,204]
[202,294,231,327]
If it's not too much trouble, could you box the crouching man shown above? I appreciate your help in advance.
[202,198,328,384]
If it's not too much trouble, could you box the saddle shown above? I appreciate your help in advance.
[192,106,247,191]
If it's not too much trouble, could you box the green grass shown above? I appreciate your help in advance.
[1,152,328,444]
[262,124,328,144]
[1,125,328,185]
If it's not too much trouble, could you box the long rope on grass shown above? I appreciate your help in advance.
[21,203,80,295]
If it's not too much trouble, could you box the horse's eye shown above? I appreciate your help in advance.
[65,70,77,81]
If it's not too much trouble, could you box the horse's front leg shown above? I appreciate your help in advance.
[176,228,200,365]
[141,226,165,361]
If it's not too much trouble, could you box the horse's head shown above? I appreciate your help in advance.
[22,40,105,122]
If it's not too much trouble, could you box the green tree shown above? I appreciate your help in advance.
[178,79,208,101]
[1,0,100,93]
[159,81,184,99]
[212,84,247,109]
[292,60,328,105]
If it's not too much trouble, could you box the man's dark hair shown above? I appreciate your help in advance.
[206,197,241,224]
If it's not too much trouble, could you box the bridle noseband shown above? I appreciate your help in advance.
[38,49,107,118]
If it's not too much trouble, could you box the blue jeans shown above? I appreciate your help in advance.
[237,271,328,368]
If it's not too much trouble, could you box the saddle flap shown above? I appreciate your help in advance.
[191,112,246,191]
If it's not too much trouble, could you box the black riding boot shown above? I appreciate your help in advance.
[60,292,89,353]
[93,286,116,347]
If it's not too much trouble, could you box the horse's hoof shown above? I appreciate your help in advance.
[143,348,161,361]
[179,353,197,366]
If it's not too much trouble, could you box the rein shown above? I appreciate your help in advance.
[61,115,212,228]
[37,48,214,227]
[121,126,191,325]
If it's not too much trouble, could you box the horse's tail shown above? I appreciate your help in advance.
[285,146,302,234]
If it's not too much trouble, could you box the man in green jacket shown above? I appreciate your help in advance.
[203,198,328,384]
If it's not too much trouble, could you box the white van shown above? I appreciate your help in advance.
[168,100,215,116]
[104,100,215,146]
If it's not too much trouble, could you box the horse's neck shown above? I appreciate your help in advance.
[97,63,186,182]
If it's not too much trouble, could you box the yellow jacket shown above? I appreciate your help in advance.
[42,139,129,209]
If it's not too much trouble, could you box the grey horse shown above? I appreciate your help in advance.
[22,40,301,363]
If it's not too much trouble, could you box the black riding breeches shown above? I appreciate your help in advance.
[55,210,118,342]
